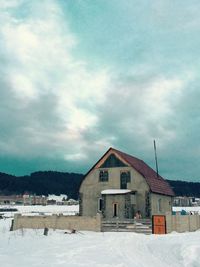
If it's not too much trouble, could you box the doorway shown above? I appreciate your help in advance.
[113,203,118,217]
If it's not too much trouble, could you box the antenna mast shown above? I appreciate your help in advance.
[153,140,159,178]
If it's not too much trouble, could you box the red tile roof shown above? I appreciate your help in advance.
[111,148,174,196]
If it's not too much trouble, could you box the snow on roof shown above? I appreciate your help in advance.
[101,189,131,195]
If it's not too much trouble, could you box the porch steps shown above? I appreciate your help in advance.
[101,219,152,234]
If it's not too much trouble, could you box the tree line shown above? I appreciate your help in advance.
[0,171,84,199]
[0,171,200,199]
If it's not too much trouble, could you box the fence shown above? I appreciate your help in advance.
[13,213,101,232]
[165,212,200,233]
[12,212,200,234]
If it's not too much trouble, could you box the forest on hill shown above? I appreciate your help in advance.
[0,171,84,200]
[166,179,200,198]
[0,171,200,199]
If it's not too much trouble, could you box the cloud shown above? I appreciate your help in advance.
[0,0,199,180]
[0,0,110,167]
[90,70,198,179]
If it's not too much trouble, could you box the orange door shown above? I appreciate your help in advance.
[152,215,166,234]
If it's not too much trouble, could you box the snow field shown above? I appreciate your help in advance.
[0,205,200,267]
[0,204,79,217]
[0,217,200,267]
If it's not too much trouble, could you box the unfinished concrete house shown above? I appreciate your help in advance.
[79,148,174,220]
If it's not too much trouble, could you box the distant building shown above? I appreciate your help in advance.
[47,194,68,205]
[47,199,56,205]
[173,196,200,207]
[192,198,200,206]
[0,194,48,206]
[67,199,79,205]
[173,196,192,207]
[0,195,23,205]
[32,195,47,205]
[79,147,174,219]
[23,192,32,205]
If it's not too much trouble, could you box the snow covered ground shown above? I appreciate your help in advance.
[0,204,79,217]
[0,218,200,267]
[0,205,200,267]
[173,206,200,214]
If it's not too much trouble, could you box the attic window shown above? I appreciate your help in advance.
[100,153,128,168]
[99,170,109,182]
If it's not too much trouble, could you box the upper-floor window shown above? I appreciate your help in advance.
[120,171,131,189]
[99,170,109,182]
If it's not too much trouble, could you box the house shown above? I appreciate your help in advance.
[0,195,23,205]
[79,147,174,219]
[173,196,200,207]
[32,195,47,205]
[173,196,191,207]
[47,194,68,205]
[23,192,32,205]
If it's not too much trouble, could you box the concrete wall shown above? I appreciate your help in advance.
[103,194,124,219]
[166,212,200,233]
[103,194,134,219]
[80,165,149,218]
[151,194,173,216]
[13,213,101,232]
[12,212,200,234]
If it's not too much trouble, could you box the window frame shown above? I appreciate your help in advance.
[120,171,131,189]
[99,170,109,182]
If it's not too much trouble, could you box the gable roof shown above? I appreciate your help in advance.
[84,147,174,197]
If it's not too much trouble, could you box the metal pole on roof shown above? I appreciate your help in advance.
[153,140,159,178]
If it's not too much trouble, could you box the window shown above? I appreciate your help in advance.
[100,154,128,168]
[98,198,103,212]
[99,170,109,182]
[120,171,131,189]
[158,199,162,212]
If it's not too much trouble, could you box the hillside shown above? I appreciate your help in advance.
[167,179,200,198]
[0,171,84,199]
[0,171,200,199]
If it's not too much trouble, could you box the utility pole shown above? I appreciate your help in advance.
[153,140,159,178]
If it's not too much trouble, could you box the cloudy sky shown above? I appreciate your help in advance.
[0,0,199,180]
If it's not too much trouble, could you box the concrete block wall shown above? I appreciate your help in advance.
[13,213,101,232]
[166,212,200,233]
